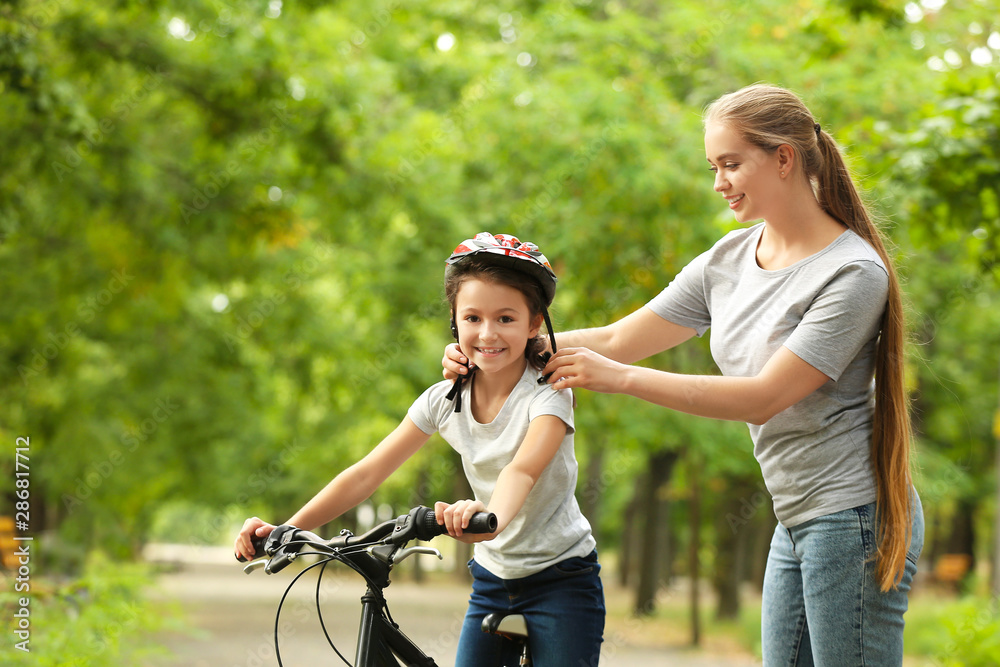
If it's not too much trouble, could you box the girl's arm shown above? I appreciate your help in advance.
[437,414,568,541]
[235,417,431,560]
[442,306,697,379]
[544,345,830,425]
[286,417,431,529]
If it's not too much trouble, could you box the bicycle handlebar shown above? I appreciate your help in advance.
[237,506,497,572]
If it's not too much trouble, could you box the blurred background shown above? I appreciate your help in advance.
[1,0,998,664]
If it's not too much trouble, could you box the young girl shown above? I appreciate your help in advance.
[235,232,605,667]
[445,86,924,665]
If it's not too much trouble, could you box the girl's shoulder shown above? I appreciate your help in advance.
[519,367,574,424]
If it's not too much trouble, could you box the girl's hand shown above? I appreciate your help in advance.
[235,517,276,561]
[442,343,475,381]
[542,347,628,393]
[434,499,496,543]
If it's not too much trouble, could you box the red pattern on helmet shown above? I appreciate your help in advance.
[447,232,553,271]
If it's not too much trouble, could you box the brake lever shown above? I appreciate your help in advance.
[243,559,268,575]
[392,546,443,564]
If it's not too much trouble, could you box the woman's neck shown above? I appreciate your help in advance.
[757,193,846,270]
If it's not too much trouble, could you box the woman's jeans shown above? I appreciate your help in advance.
[761,493,925,666]
[455,551,606,667]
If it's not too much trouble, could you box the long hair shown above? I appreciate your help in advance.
[705,84,913,591]
[444,257,549,370]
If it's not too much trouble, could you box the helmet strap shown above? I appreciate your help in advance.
[446,315,470,413]
[537,306,558,385]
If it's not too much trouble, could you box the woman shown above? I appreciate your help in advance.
[444,85,923,665]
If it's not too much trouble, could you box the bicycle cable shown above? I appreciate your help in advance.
[270,544,396,667]
[314,558,354,667]
[273,553,341,667]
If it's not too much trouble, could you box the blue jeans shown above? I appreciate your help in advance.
[455,552,606,667]
[761,493,925,666]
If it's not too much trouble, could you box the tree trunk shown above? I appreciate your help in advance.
[619,486,640,588]
[580,442,605,541]
[633,449,679,616]
[750,507,777,591]
[713,476,760,620]
[689,451,701,647]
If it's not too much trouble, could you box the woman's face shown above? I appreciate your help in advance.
[453,278,541,377]
[704,121,783,224]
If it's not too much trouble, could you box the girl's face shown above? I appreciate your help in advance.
[454,278,542,377]
[704,121,783,224]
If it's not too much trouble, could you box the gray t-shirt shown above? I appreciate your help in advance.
[408,364,595,579]
[647,223,886,527]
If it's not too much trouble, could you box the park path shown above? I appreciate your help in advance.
[143,546,761,667]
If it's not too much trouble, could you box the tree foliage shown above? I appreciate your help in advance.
[0,3,997,619]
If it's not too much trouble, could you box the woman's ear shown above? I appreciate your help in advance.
[776,144,795,177]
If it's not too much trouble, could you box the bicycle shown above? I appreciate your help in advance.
[237,505,533,666]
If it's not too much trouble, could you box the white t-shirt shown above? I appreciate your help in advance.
[408,364,596,579]
[647,223,886,527]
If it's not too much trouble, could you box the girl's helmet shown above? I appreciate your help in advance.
[445,233,557,305]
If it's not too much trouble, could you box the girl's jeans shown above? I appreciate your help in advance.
[455,551,606,667]
[762,492,925,666]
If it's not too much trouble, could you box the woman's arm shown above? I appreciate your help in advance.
[235,417,431,560]
[558,306,698,364]
[442,306,697,379]
[544,345,830,425]
[437,414,568,541]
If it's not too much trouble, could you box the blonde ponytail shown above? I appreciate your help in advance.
[816,130,913,591]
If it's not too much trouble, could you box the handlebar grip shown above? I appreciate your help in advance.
[466,512,499,534]
[421,510,497,539]
[236,534,268,563]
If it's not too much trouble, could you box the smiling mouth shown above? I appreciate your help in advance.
[726,194,745,209]
[476,347,505,355]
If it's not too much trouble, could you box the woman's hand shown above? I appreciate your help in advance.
[434,499,496,543]
[442,343,474,382]
[542,347,629,393]
[234,517,276,561]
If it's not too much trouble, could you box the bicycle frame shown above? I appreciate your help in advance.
[355,586,436,667]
